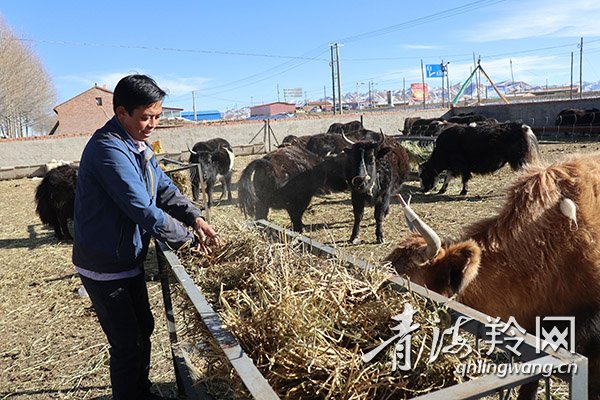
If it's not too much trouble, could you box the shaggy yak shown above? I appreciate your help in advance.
[35,164,77,240]
[387,152,600,399]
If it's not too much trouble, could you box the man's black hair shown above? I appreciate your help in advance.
[113,74,166,114]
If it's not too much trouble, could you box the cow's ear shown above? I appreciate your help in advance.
[443,240,481,295]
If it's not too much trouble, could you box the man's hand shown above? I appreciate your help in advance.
[192,217,222,254]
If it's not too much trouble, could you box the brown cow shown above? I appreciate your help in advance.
[386,153,600,399]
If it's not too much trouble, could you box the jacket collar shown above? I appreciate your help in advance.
[106,115,147,155]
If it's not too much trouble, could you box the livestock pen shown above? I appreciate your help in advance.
[2,140,599,399]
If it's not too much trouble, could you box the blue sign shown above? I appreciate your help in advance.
[426,64,444,78]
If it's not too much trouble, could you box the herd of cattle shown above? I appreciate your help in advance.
[34,115,542,244]
[33,111,600,396]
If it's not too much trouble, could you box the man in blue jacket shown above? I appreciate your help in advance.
[73,74,220,400]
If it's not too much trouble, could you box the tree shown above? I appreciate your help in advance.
[0,17,56,138]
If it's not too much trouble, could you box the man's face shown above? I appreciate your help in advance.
[116,101,162,142]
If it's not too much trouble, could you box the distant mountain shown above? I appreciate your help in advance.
[219,80,600,120]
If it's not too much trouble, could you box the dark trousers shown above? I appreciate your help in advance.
[80,273,155,400]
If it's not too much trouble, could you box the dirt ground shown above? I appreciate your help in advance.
[0,139,598,399]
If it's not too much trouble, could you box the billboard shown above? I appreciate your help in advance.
[283,88,303,98]
[426,64,444,78]
[411,83,428,102]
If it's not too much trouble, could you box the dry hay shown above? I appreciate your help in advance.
[160,162,194,199]
[172,222,499,399]
[401,141,434,171]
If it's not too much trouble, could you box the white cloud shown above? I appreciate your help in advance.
[59,71,210,97]
[467,0,600,42]
[157,75,210,97]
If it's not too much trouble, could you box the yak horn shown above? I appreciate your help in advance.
[342,132,355,145]
[377,129,385,144]
[187,144,197,155]
[397,194,441,258]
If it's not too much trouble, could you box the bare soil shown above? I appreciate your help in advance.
[0,139,598,399]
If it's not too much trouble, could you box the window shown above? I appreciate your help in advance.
[95,97,103,106]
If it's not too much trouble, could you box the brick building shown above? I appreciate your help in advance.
[51,85,182,135]
[249,102,296,117]
[51,86,114,135]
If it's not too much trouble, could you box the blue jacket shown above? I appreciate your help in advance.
[73,116,201,273]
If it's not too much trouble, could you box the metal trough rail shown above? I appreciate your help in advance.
[156,220,588,399]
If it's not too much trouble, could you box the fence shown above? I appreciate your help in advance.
[154,219,588,400]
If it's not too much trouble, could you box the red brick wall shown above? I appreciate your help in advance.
[269,103,296,115]
[250,102,296,117]
[54,87,114,135]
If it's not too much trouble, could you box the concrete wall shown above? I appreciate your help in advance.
[0,108,444,179]
[448,97,600,129]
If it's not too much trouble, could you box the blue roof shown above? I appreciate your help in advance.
[181,110,220,116]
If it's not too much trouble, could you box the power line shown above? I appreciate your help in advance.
[337,0,506,44]
[12,37,328,62]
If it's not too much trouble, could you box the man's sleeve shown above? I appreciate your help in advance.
[93,140,195,249]
[153,161,203,227]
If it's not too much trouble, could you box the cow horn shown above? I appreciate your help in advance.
[342,133,355,145]
[187,144,197,155]
[377,129,385,144]
[397,194,441,258]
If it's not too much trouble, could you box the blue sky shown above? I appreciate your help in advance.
[2,0,600,112]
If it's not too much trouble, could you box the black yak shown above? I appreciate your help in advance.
[419,122,540,196]
[35,164,77,240]
[187,138,235,206]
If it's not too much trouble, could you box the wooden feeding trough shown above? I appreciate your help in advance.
[155,220,588,399]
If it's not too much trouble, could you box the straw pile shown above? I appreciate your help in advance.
[174,223,485,399]
[401,141,434,172]
[160,163,194,199]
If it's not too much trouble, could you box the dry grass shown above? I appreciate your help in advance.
[0,139,598,399]
[173,223,496,399]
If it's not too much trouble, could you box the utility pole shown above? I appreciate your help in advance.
[510,59,514,84]
[441,60,445,108]
[277,84,280,102]
[446,63,451,105]
[330,44,337,114]
[579,37,584,99]
[570,51,574,100]
[368,80,376,108]
[420,59,426,109]
[335,43,343,114]
[355,82,364,110]
[192,91,197,121]
[474,54,481,104]
[510,59,515,97]
[323,85,327,103]
[469,66,474,101]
